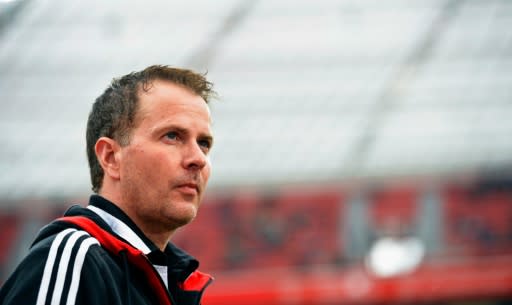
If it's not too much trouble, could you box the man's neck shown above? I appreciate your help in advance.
[97,190,174,251]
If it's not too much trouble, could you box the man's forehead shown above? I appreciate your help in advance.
[138,79,205,100]
[135,82,210,120]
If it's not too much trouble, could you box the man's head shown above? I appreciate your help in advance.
[87,65,215,193]
[86,65,215,237]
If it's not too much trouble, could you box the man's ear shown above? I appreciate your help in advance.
[95,137,121,180]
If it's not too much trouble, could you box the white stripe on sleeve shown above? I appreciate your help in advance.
[50,231,90,305]
[65,238,100,305]
[36,228,77,305]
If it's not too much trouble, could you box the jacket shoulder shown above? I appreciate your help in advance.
[0,225,114,305]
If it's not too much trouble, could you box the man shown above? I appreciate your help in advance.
[0,65,216,305]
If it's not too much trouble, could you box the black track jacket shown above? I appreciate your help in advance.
[0,195,213,305]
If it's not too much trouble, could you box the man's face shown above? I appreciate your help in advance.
[118,80,213,233]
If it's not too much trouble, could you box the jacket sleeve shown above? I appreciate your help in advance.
[0,229,114,305]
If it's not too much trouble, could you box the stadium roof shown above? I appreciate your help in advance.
[1,0,511,200]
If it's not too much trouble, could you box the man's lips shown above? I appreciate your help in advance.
[176,183,199,194]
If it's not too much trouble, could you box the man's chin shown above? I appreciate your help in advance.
[168,208,198,227]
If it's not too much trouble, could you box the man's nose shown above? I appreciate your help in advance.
[182,142,208,170]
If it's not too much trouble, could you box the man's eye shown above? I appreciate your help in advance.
[165,132,178,140]
[198,140,212,151]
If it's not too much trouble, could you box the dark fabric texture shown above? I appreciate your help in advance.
[0,195,212,305]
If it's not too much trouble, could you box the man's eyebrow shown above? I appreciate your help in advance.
[151,123,183,135]
[153,124,213,141]
[199,134,214,145]
[165,125,188,134]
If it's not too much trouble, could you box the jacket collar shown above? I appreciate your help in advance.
[87,205,153,254]
[85,195,199,278]
[87,195,157,253]
[87,196,154,254]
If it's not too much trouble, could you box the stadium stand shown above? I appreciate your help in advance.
[1,0,511,304]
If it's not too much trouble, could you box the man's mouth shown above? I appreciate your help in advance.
[176,183,199,195]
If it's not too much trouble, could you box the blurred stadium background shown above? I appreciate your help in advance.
[1,0,511,304]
